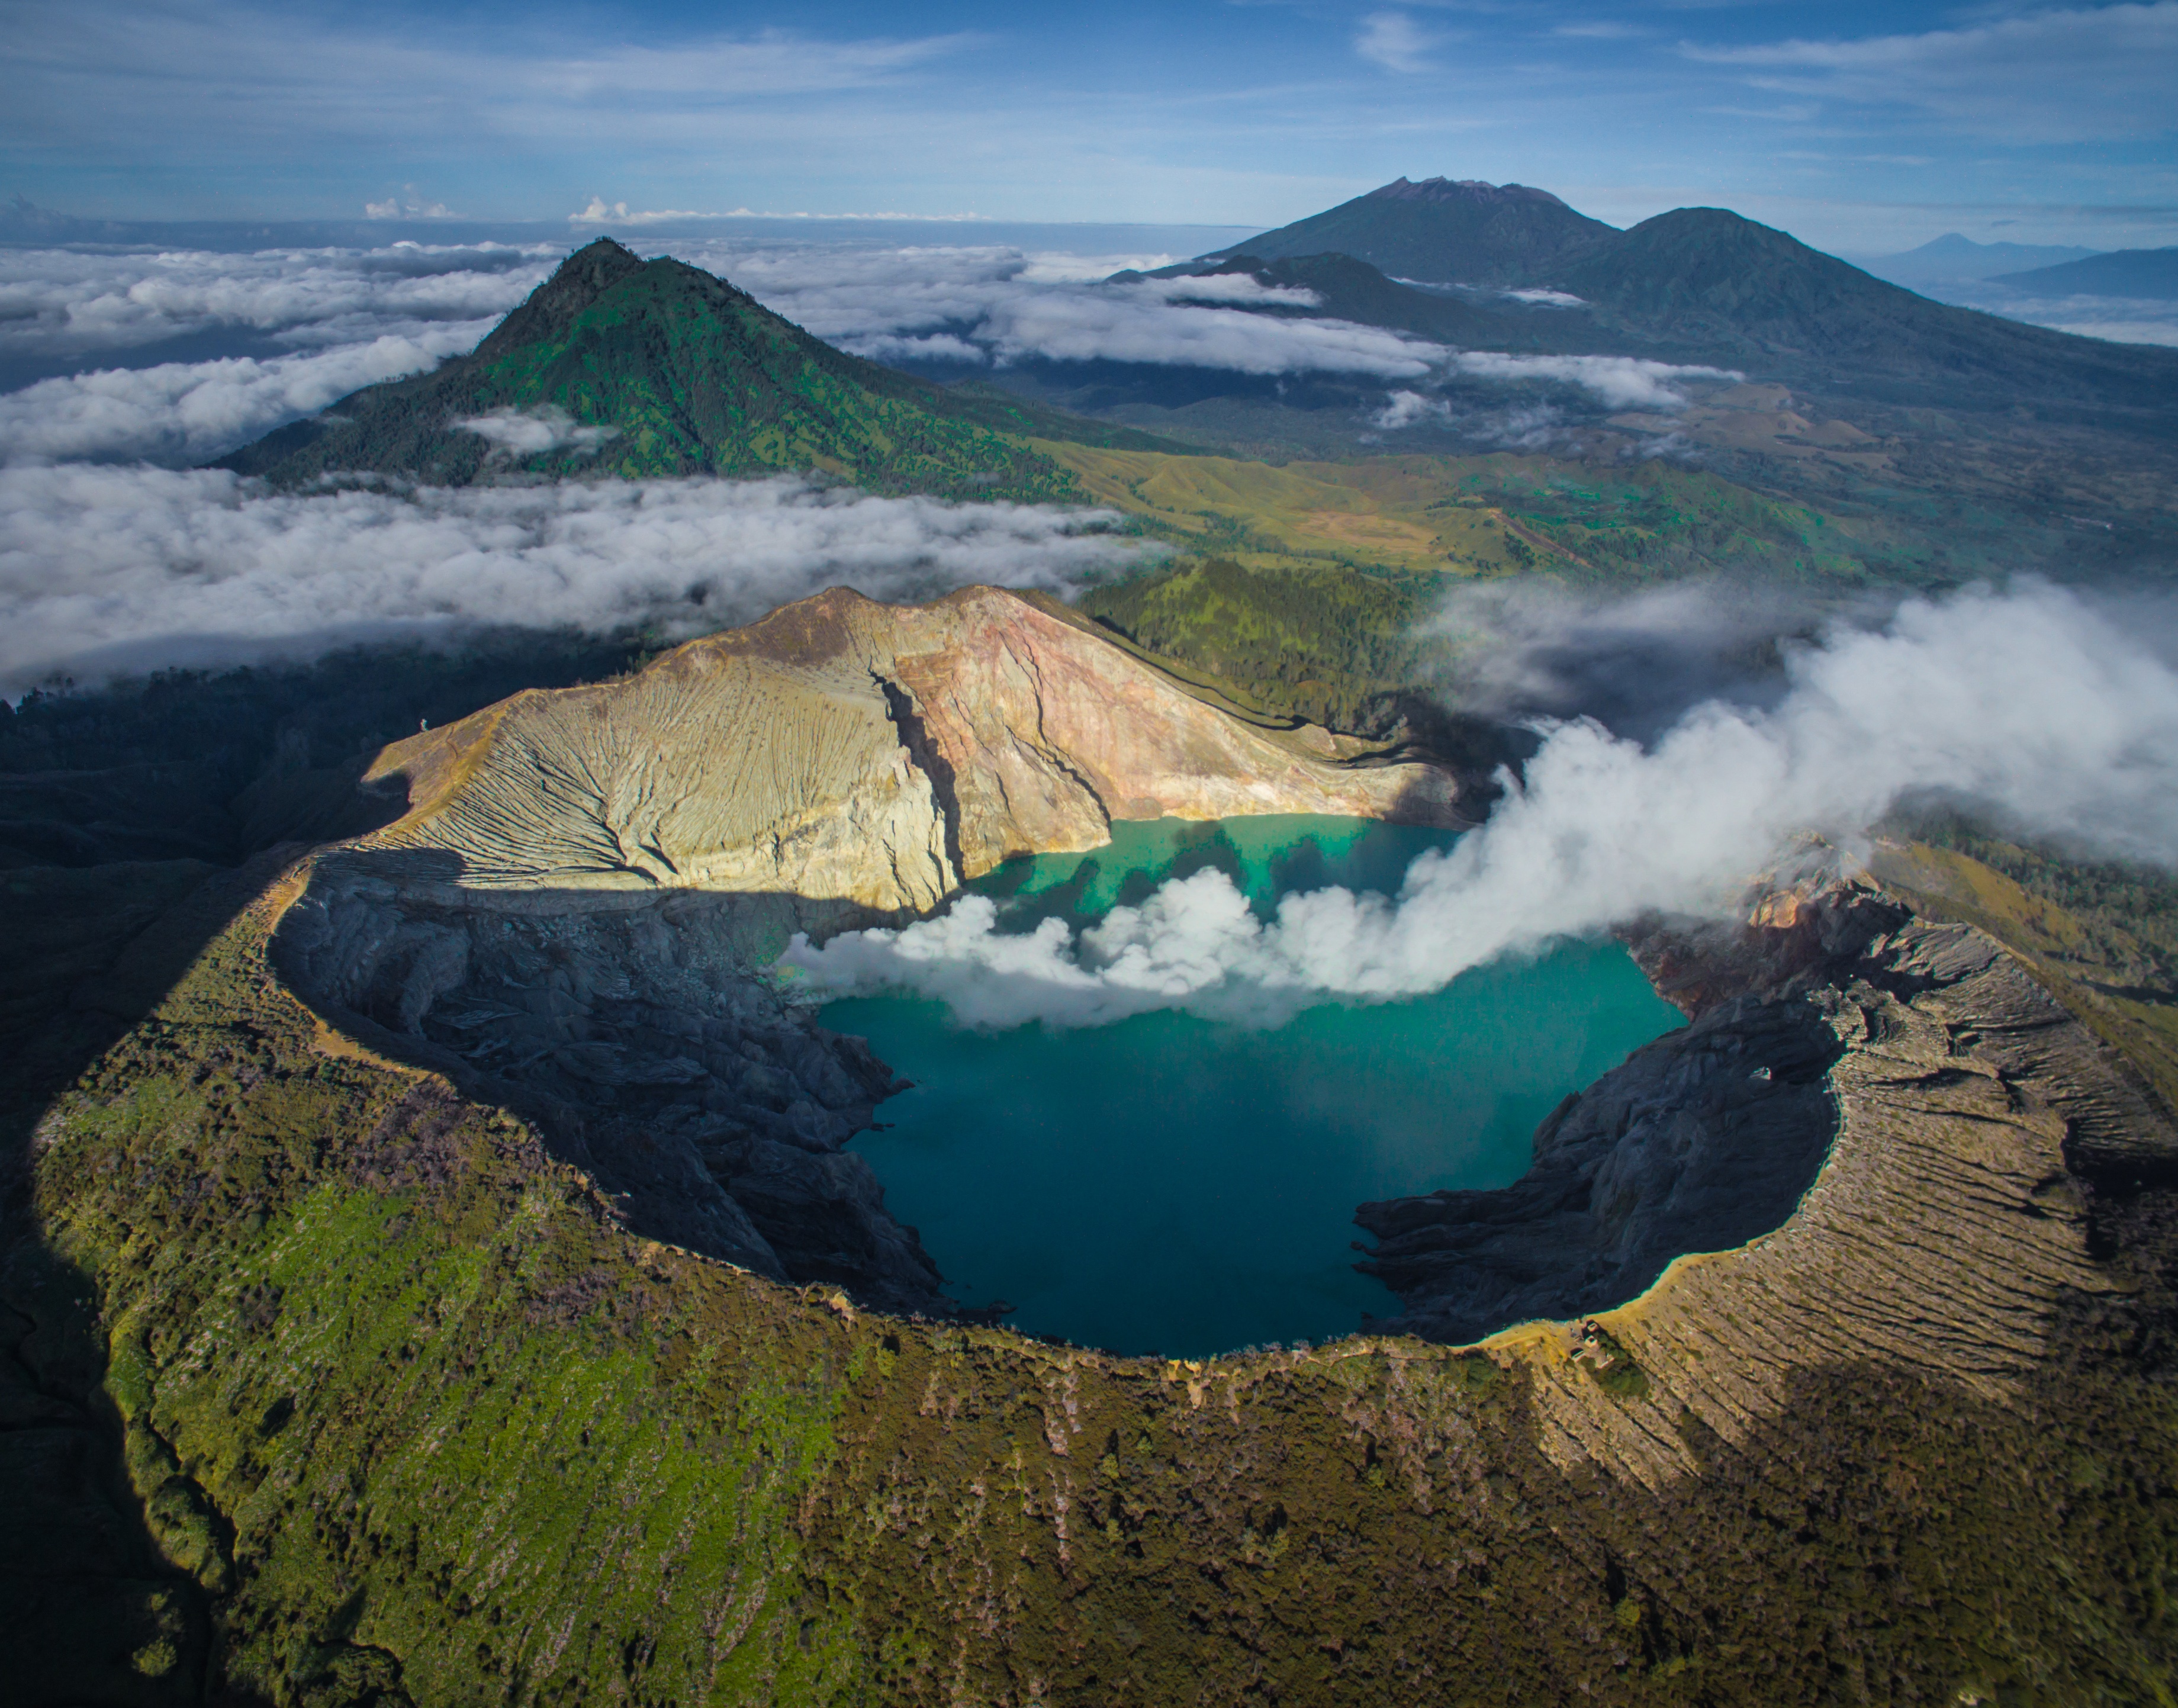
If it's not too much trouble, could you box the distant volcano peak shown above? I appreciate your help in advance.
[1212,175,1612,285]
[1369,177,1571,210]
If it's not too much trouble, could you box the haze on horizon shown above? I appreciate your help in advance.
[5,0,2176,256]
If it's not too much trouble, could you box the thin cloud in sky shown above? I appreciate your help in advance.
[1,0,2171,249]
[1356,12,1446,73]
[6,4,983,165]
[1684,2,2178,141]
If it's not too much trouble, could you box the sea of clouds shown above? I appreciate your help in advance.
[0,231,1754,693]
[783,581,2178,1027]
[0,465,1147,694]
[0,236,1750,471]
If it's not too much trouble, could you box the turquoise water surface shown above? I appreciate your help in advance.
[821,817,1683,1358]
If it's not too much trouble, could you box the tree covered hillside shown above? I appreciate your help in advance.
[221,239,1178,503]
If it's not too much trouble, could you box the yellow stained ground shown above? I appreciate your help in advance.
[1035,440,1550,573]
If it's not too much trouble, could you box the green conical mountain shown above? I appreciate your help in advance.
[218,239,1173,499]
[1208,177,1617,286]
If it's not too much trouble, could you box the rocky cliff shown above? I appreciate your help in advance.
[1358,875,2177,1490]
[268,584,1464,1317]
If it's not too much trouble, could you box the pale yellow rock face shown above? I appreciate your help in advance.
[358,587,1458,912]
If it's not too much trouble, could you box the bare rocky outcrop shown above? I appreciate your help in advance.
[1357,874,2178,1491]
[352,585,1462,906]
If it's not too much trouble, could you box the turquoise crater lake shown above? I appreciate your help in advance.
[819,816,1684,1358]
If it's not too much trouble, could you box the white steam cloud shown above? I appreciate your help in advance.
[0,466,1153,693]
[783,583,2178,1028]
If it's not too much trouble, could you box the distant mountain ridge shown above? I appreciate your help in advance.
[1193,180,2178,424]
[1992,246,2178,300]
[220,238,1178,498]
[1858,233,2102,287]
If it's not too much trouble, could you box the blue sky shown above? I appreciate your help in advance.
[5,0,2176,252]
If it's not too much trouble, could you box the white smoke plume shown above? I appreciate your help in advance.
[783,582,2178,1028]
[0,465,1154,693]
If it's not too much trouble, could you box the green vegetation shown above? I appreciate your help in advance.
[220,239,1179,503]
[1575,1328,1651,1401]
[1061,445,1895,729]
[18,896,861,1704]
[1080,556,1434,730]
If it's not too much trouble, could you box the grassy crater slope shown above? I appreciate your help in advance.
[9,855,2178,1704]
[218,239,1175,503]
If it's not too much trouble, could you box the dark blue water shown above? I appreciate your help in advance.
[821,817,1683,1357]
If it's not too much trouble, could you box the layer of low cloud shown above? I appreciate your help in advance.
[657,237,1434,377]
[784,583,2178,1028]
[1446,354,1741,410]
[1371,354,1736,430]
[1912,282,2178,350]
[1684,2,2178,144]
[0,333,477,465]
[457,407,619,455]
[0,465,1152,694]
[1,236,1452,453]
[0,241,552,368]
